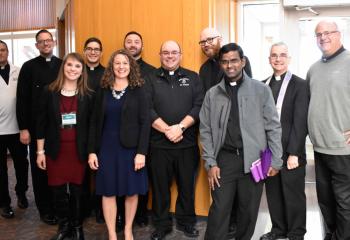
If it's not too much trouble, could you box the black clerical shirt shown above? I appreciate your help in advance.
[0,63,10,85]
[268,72,286,103]
[222,75,243,150]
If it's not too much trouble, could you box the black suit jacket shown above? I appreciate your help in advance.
[265,74,309,165]
[88,85,150,155]
[36,88,94,161]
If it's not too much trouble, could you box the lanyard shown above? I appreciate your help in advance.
[265,71,292,120]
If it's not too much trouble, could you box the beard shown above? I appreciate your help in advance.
[203,41,221,58]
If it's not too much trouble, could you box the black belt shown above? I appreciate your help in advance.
[61,124,76,129]
[222,147,243,156]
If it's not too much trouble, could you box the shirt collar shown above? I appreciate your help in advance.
[224,74,244,87]
[322,46,345,62]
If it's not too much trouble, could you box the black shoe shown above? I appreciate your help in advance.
[136,216,149,227]
[50,225,72,240]
[40,214,58,225]
[17,194,28,209]
[95,209,105,224]
[1,206,14,219]
[227,223,236,239]
[150,229,172,240]
[324,233,334,240]
[72,225,85,240]
[260,232,286,240]
[288,236,304,240]
[176,224,199,238]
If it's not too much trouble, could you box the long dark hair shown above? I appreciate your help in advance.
[49,52,91,96]
[100,49,144,89]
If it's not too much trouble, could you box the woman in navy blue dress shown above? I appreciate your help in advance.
[88,49,150,240]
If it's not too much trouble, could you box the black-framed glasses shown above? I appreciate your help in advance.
[315,31,338,38]
[220,59,241,66]
[199,36,220,46]
[85,47,101,53]
[36,39,53,45]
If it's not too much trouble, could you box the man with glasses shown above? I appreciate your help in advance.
[84,37,105,90]
[0,40,29,219]
[147,40,204,240]
[199,27,252,92]
[260,42,308,240]
[16,29,62,225]
[307,20,350,240]
[82,37,105,224]
[200,42,282,240]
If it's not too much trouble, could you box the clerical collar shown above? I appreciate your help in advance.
[225,74,244,87]
[87,63,100,71]
[40,55,53,62]
[0,64,8,70]
[322,46,345,62]
[274,72,287,81]
[161,67,179,76]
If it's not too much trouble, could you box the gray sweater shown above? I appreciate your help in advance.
[307,50,350,155]
[199,73,283,173]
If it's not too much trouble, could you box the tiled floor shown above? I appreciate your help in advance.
[0,147,326,240]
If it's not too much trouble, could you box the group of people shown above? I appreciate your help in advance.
[0,19,349,240]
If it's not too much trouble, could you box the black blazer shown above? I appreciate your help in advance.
[265,74,309,165]
[88,85,150,155]
[36,87,94,161]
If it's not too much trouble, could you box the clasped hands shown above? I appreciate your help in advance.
[164,124,183,143]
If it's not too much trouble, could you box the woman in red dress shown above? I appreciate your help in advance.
[36,52,93,240]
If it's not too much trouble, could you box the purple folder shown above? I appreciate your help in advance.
[250,148,272,183]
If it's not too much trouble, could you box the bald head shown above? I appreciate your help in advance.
[199,27,222,59]
[159,40,182,71]
[315,20,342,57]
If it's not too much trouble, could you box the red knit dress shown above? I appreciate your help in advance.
[46,95,86,186]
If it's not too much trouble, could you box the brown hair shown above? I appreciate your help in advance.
[49,52,91,96]
[100,49,144,89]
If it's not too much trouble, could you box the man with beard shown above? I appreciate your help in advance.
[199,27,252,92]
[16,29,62,225]
[124,31,156,79]
[123,31,156,228]
[83,37,105,223]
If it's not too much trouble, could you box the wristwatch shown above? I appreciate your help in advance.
[179,123,186,132]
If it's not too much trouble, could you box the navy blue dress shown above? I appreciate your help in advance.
[96,89,148,196]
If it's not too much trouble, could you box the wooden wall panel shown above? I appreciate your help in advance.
[73,0,236,217]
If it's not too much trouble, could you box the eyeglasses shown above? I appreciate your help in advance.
[315,31,338,38]
[220,59,241,66]
[160,51,181,56]
[270,53,288,60]
[198,36,220,46]
[36,39,53,45]
[85,47,101,53]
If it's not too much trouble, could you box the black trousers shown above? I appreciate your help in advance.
[0,134,28,207]
[149,146,199,231]
[265,165,306,238]
[28,133,54,215]
[205,149,263,240]
[314,152,350,240]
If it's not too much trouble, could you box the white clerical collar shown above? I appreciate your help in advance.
[90,67,94,71]
[46,57,51,62]
[275,75,281,81]
[169,71,175,76]
[0,66,5,70]
[229,81,237,86]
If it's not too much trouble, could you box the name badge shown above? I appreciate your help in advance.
[62,113,77,125]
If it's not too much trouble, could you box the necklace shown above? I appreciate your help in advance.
[61,88,77,97]
[111,87,127,99]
